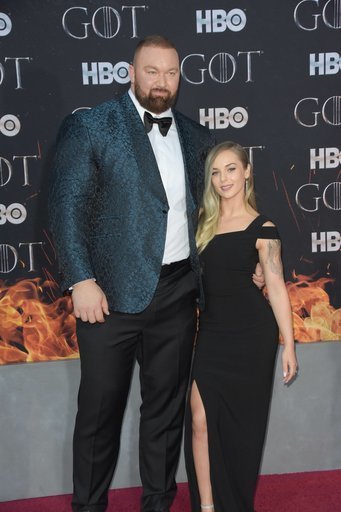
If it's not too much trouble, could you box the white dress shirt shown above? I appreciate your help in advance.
[129,89,190,264]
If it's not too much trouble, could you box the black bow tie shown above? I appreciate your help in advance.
[144,111,172,137]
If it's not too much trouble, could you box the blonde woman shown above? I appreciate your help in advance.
[185,141,297,512]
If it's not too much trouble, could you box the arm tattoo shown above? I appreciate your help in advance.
[266,239,283,276]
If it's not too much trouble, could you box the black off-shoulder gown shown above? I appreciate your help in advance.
[185,215,280,512]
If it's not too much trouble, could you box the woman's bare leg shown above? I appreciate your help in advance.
[190,381,214,510]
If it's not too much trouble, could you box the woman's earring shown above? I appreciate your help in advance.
[245,178,249,192]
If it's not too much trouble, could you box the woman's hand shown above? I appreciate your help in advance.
[252,262,265,289]
[282,345,298,384]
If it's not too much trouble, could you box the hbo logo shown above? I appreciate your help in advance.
[311,231,340,252]
[0,203,27,224]
[310,52,341,75]
[310,147,341,169]
[200,107,248,129]
[0,13,12,37]
[82,61,130,85]
[0,114,21,136]
[196,9,246,33]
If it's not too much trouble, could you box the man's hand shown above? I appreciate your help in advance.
[71,279,110,323]
[252,262,265,289]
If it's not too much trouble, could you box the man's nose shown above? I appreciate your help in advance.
[156,73,167,86]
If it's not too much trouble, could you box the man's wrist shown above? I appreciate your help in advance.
[68,278,96,291]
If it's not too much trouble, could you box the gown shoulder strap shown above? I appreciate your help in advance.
[246,215,280,239]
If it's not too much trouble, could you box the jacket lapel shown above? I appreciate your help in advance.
[115,93,168,205]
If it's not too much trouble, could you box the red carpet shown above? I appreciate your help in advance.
[0,470,340,511]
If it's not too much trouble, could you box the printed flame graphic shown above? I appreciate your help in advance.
[285,273,341,343]
[0,278,77,365]
[0,274,340,365]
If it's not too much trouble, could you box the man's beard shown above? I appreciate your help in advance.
[135,83,177,114]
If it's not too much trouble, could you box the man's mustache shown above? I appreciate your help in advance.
[150,88,170,94]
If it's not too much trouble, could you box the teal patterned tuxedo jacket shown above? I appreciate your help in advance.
[49,92,214,313]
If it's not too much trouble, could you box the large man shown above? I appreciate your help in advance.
[49,35,215,512]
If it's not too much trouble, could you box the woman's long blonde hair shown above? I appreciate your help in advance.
[196,141,257,254]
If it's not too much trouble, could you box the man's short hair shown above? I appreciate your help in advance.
[133,35,178,63]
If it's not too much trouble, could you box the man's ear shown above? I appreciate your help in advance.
[128,64,135,85]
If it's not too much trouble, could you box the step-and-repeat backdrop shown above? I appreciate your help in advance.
[1,0,340,364]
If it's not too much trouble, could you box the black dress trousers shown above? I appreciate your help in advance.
[72,263,197,512]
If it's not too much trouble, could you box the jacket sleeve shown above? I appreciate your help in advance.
[48,113,97,291]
